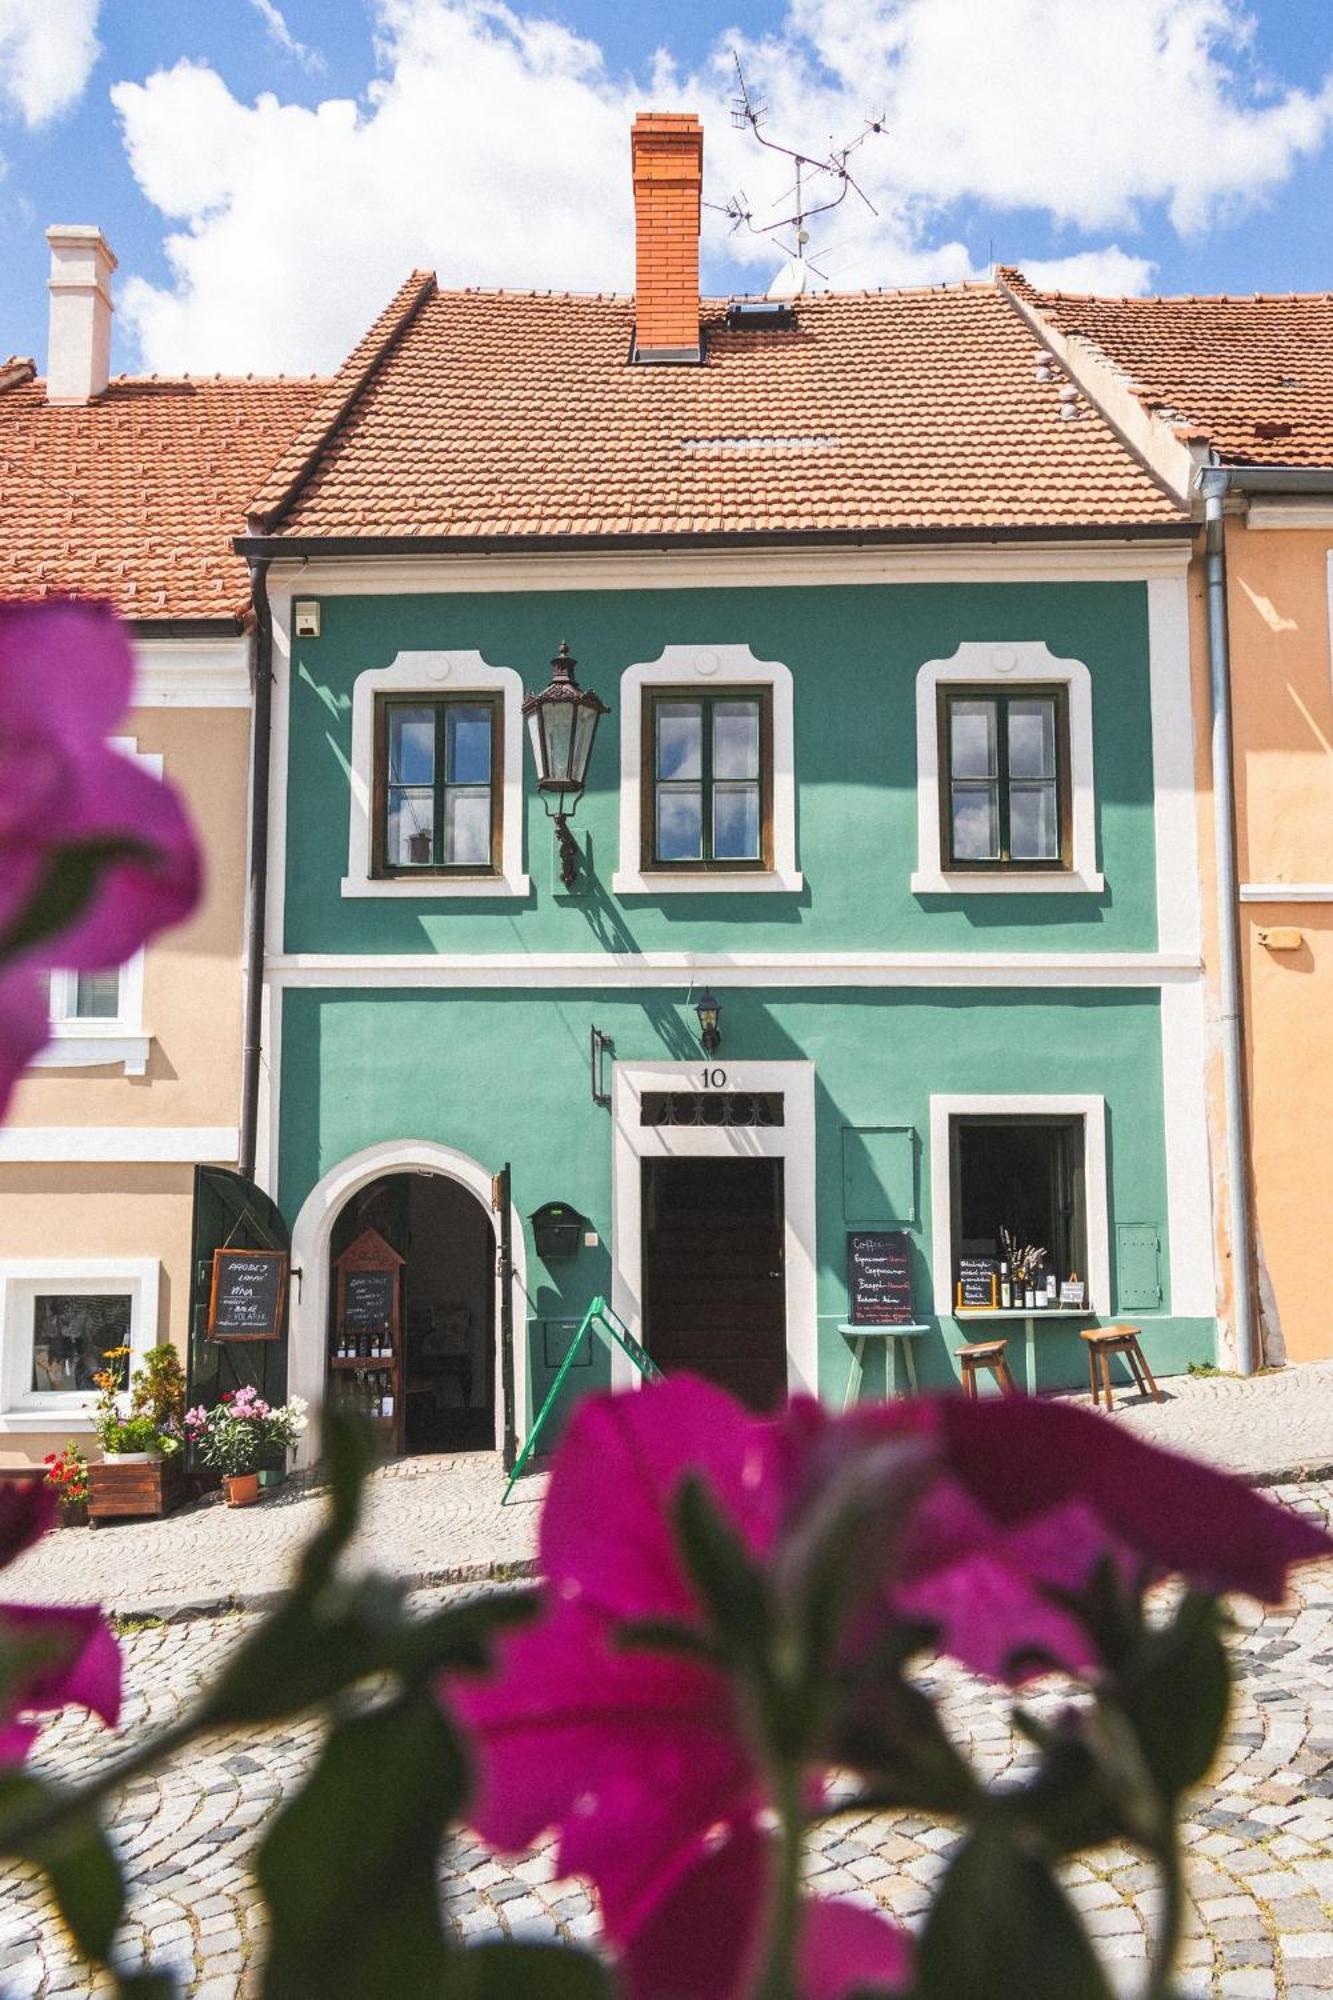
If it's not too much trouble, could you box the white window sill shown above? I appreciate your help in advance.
[0,1411,97,1434]
[30,1033,151,1076]
[613,868,804,897]
[340,874,531,900]
[910,869,1104,897]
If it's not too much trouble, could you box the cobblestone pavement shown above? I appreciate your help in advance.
[7,1453,545,1617]
[5,1486,1333,1997]
[13,1362,1333,1618]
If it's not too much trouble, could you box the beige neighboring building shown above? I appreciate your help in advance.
[0,227,321,1466]
[1003,273,1333,1368]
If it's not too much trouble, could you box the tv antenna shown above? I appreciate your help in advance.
[706,52,886,294]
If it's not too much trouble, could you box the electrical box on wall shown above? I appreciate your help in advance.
[531,1202,584,1260]
[294,600,321,639]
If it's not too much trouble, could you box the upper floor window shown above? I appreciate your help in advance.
[645,689,771,871]
[941,686,1069,870]
[343,652,529,901]
[911,642,1103,897]
[375,695,500,877]
[45,968,126,1023]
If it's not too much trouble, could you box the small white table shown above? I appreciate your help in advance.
[838,1323,931,1408]
[952,1308,1094,1395]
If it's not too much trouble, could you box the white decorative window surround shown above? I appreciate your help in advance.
[613,646,802,895]
[911,642,1103,895]
[29,738,153,1075]
[928,1094,1110,1315]
[342,651,529,899]
[0,1258,160,1434]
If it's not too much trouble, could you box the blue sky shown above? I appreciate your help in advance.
[2,0,1331,376]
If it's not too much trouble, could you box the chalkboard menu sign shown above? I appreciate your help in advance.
[956,1256,1000,1311]
[207,1248,287,1342]
[341,1268,395,1330]
[846,1231,916,1326]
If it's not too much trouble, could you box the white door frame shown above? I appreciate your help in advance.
[611,1060,818,1397]
[287,1138,529,1459]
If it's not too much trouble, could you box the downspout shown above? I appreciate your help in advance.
[238,558,273,1185]
[1199,467,1257,1374]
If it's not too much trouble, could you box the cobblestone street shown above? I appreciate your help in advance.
[3,1483,1333,1997]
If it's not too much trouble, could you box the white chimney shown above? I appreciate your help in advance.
[46,226,117,404]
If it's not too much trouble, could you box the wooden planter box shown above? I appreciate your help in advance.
[87,1454,186,1525]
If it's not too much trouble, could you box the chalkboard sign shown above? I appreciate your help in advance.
[846,1231,916,1326]
[207,1249,287,1342]
[956,1256,999,1311]
[341,1268,395,1330]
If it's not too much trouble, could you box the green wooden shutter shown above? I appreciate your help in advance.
[1116,1224,1163,1312]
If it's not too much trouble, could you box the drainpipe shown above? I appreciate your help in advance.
[1199,467,1257,1374]
[238,558,273,1186]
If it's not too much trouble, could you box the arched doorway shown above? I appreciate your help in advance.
[288,1140,528,1461]
[328,1171,495,1454]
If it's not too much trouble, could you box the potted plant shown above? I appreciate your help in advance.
[185,1388,307,1507]
[43,1442,90,1527]
[87,1346,188,1524]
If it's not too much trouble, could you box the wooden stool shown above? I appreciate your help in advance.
[956,1339,1018,1399]
[1082,1325,1163,1410]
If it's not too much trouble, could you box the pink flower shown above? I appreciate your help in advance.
[451,1379,912,1999]
[450,1378,1333,1997]
[0,599,202,1114]
[0,1484,120,1762]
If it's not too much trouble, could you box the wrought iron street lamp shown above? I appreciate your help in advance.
[523,641,610,889]
[695,988,723,1054]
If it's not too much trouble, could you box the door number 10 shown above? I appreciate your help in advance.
[700,1068,728,1089]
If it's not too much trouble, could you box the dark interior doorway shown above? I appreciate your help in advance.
[641,1157,786,1411]
[329,1170,496,1454]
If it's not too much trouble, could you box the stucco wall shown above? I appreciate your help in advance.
[7,703,249,1130]
[1225,523,1333,1362]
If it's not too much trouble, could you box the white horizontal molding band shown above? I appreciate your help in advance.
[269,951,1200,989]
[1239,884,1333,903]
[267,542,1191,601]
[0,1126,239,1163]
[131,638,251,707]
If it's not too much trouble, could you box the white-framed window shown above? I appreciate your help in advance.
[0,1258,160,1432]
[911,643,1103,895]
[613,646,802,895]
[28,737,152,1076]
[342,651,530,899]
[927,1094,1110,1314]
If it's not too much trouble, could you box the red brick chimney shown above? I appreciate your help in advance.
[631,111,703,364]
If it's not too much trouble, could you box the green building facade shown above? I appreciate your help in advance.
[260,548,1215,1453]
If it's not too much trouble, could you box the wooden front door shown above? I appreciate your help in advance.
[641,1157,787,1411]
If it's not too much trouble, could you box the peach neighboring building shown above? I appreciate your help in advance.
[1005,274,1333,1366]
[0,228,321,1466]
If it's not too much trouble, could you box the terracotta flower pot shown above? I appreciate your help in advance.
[224,1472,262,1508]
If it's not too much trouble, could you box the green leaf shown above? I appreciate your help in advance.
[257,1694,466,2000]
[1123,1592,1231,1803]
[0,841,146,960]
[446,1942,614,1998]
[914,1823,1113,2000]
[0,1771,124,1965]
[671,1474,771,1664]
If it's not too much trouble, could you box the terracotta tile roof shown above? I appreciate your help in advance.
[1003,269,1333,468]
[0,368,325,622]
[254,280,1185,543]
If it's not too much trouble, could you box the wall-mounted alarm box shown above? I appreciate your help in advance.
[294,600,321,639]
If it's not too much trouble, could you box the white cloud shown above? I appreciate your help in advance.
[0,0,99,126]
[246,0,324,75]
[110,0,1333,375]
[1014,248,1159,297]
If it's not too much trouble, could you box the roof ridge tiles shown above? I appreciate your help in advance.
[248,267,437,532]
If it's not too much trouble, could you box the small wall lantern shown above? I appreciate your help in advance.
[522,641,610,889]
[695,988,723,1055]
